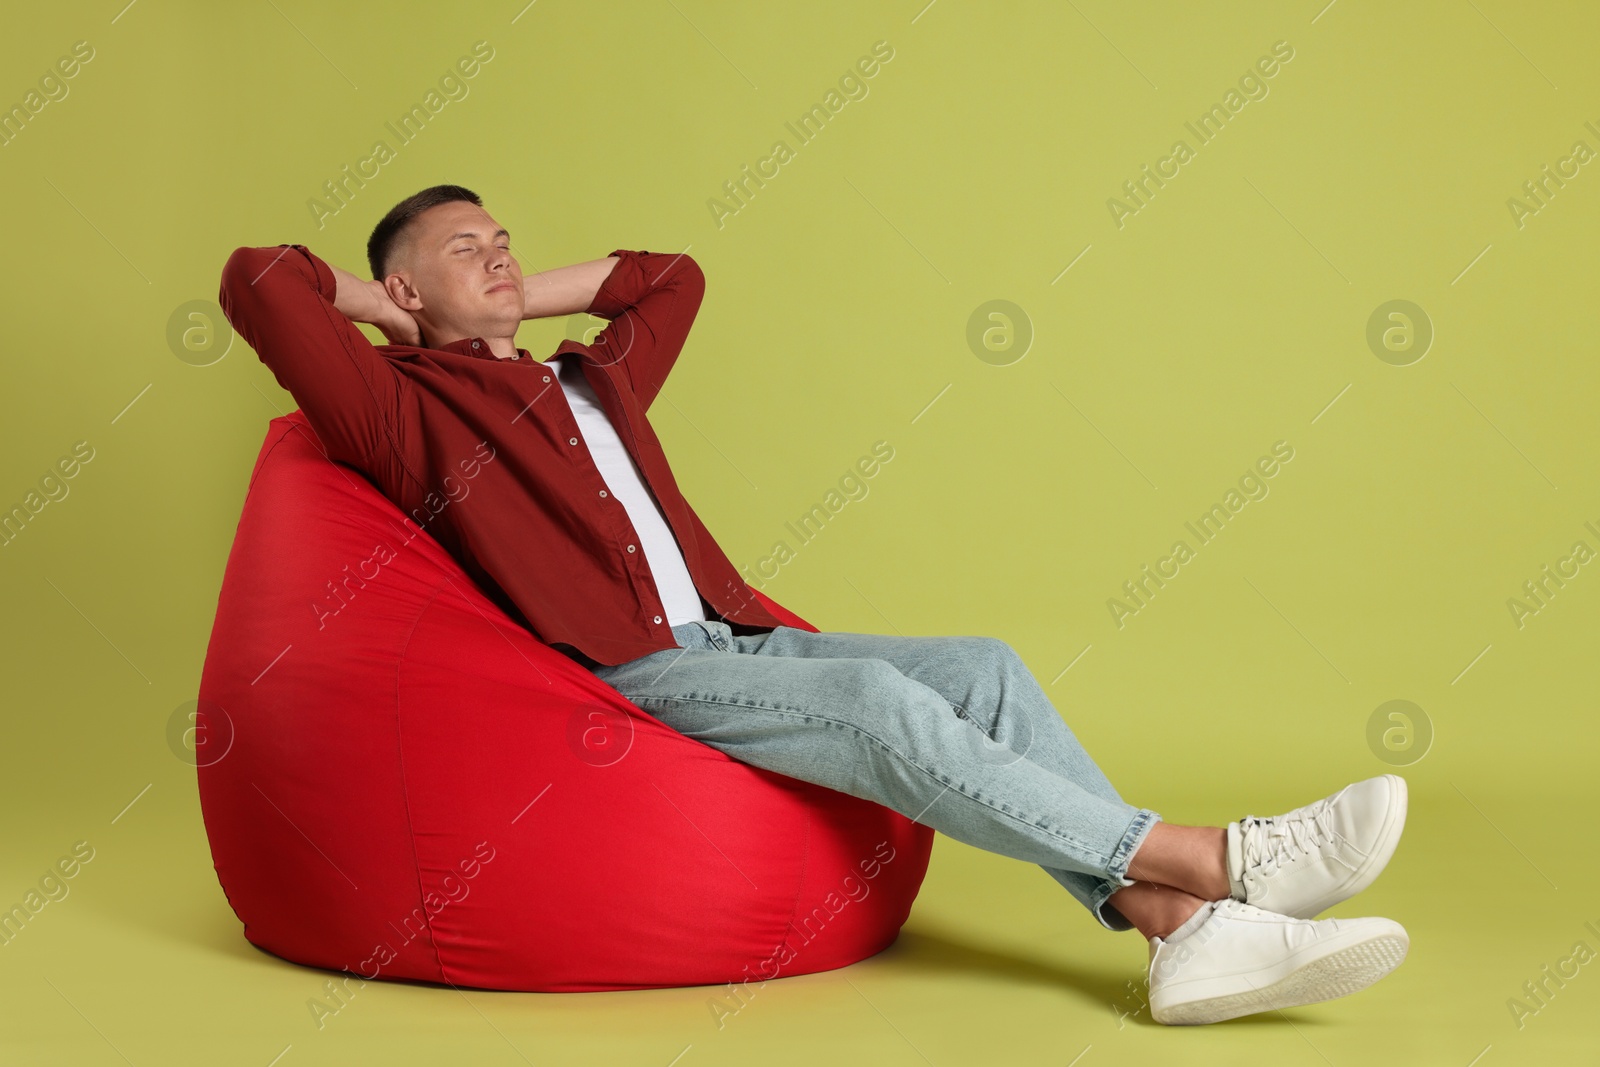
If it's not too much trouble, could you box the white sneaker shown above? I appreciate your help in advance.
[1148,899,1408,1025]
[1227,774,1408,919]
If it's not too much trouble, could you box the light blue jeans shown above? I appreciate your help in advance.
[586,620,1160,930]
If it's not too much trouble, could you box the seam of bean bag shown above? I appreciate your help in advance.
[391,577,457,985]
[242,419,297,495]
[779,805,812,966]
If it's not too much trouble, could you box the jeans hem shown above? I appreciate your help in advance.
[1088,807,1160,932]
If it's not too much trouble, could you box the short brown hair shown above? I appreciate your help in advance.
[366,184,482,280]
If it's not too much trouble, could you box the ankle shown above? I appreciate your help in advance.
[1197,826,1231,900]
[1113,883,1211,941]
[1125,823,1233,901]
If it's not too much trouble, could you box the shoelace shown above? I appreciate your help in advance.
[1239,795,1338,874]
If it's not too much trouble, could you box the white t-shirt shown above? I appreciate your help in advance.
[552,354,707,626]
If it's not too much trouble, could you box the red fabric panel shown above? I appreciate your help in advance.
[195,411,932,991]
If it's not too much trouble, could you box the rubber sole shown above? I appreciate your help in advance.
[1152,932,1409,1025]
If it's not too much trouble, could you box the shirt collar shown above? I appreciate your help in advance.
[434,336,598,367]
[437,336,536,362]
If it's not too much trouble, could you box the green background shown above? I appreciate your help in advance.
[2,0,1596,1063]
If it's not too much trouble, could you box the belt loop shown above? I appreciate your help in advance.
[699,620,731,651]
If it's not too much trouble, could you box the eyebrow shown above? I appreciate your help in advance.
[444,228,510,244]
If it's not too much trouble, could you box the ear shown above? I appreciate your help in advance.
[384,273,424,313]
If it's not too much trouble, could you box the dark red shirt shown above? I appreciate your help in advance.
[218,243,783,666]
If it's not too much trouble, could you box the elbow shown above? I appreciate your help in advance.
[222,244,266,274]
[219,245,270,304]
[220,244,303,289]
[218,244,306,333]
[218,246,256,317]
[669,252,705,300]
[219,244,313,316]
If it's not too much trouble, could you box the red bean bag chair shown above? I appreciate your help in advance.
[194,410,934,992]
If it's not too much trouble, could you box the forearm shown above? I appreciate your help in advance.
[330,262,387,325]
[521,256,620,320]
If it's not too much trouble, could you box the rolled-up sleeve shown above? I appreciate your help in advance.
[584,248,705,412]
[219,243,403,467]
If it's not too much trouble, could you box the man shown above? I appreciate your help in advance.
[219,184,1410,1025]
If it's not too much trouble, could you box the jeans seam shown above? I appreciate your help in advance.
[632,692,1113,869]
[1107,808,1159,884]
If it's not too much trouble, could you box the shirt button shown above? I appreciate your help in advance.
[568,437,578,445]
[543,375,551,382]
[626,544,636,553]
[598,490,607,498]
[472,341,480,349]
[653,615,662,624]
